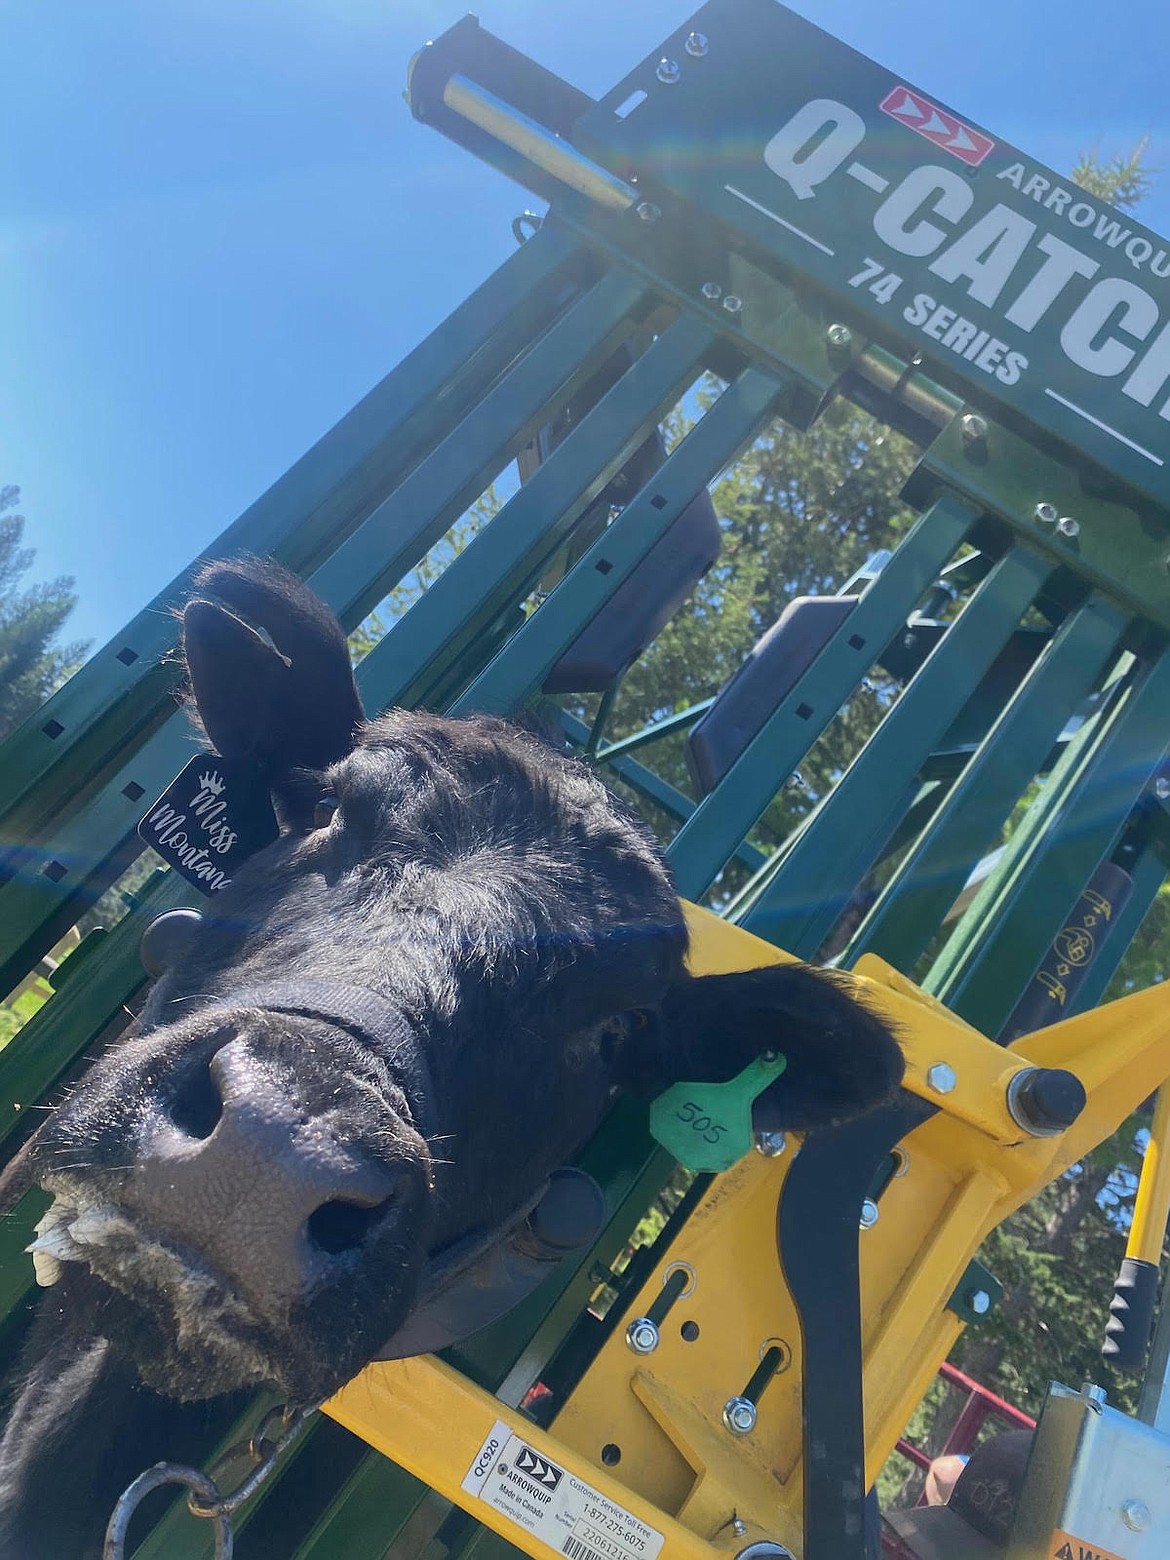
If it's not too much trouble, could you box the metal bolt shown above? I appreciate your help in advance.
[1155,777,1170,800]
[1121,1499,1152,1533]
[859,1199,879,1229]
[1057,515,1080,537]
[960,413,989,442]
[826,322,853,349]
[656,57,681,84]
[1033,502,1059,525]
[927,1063,957,1094]
[723,1396,757,1436]
[731,1518,747,1538]
[722,294,743,314]
[970,1290,991,1315]
[625,1317,660,1355]
[701,281,722,301]
[635,200,661,223]
[754,1130,786,1158]
[684,31,709,57]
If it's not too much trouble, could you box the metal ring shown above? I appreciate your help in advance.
[662,1260,696,1298]
[758,1336,793,1371]
[511,211,544,245]
[104,1463,232,1560]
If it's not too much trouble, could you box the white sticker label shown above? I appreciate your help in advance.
[462,1426,665,1560]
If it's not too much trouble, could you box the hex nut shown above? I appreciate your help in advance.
[1033,502,1059,524]
[701,281,722,300]
[859,1199,879,1229]
[722,294,743,314]
[970,1290,991,1315]
[625,1318,659,1355]
[656,57,681,84]
[1057,515,1080,537]
[635,201,662,223]
[684,31,709,57]
[960,413,988,441]
[723,1396,757,1436]
[927,1063,957,1094]
[754,1130,786,1158]
[826,322,853,349]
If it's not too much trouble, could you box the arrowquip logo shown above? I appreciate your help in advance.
[880,86,994,166]
[513,1445,563,1492]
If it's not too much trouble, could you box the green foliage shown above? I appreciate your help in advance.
[1071,139,1158,209]
[0,487,89,741]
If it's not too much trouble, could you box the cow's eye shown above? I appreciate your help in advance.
[313,796,340,829]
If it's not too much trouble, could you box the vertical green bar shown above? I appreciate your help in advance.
[357,312,716,714]
[666,494,978,901]
[927,653,1170,1035]
[451,366,789,717]
[308,268,648,631]
[739,546,1054,958]
[842,594,1127,972]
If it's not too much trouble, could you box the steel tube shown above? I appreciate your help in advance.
[442,74,637,213]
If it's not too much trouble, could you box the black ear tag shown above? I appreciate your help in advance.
[137,754,280,896]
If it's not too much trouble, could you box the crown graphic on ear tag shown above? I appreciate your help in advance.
[137,754,279,896]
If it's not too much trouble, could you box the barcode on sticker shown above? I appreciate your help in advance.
[563,1538,610,1560]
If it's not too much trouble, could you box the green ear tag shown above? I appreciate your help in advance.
[648,1053,787,1172]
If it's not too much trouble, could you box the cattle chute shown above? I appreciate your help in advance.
[2,3,1170,1557]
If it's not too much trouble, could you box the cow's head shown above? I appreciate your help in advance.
[1,559,902,1556]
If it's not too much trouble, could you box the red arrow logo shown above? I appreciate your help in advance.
[879,85,995,166]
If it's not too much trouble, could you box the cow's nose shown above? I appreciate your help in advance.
[126,1038,412,1313]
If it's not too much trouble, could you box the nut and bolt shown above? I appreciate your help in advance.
[1121,1499,1152,1533]
[625,1317,660,1355]
[684,31,709,57]
[1033,502,1059,525]
[635,200,662,223]
[859,1199,880,1229]
[701,281,722,301]
[1155,776,1170,800]
[656,57,681,84]
[723,1396,758,1436]
[754,1130,787,1158]
[970,1290,991,1315]
[1057,515,1080,537]
[826,322,853,350]
[960,412,989,442]
[722,294,743,315]
[927,1062,957,1094]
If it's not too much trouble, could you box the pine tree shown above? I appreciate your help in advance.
[0,488,89,741]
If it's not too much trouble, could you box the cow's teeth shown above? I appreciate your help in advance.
[27,1225,85,1261]
[30,1250,62,1287]
[33,1198,77,1239]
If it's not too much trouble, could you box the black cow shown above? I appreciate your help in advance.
[0,560,903,1557]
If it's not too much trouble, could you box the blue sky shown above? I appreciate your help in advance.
[5,0,1170,652]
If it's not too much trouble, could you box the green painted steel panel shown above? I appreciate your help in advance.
[452,366,788,718]
[739,546,1055,957]
[929,653,1170,1033]
[357,311,717,714]
[665,494,977,900]
[578,0,1170,516]
[308,264,649,632]
[843,595,1128,971]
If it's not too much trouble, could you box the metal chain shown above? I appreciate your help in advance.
[103,1402,319,1560]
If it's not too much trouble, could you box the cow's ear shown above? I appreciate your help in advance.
[182,557,364,777]
[621,964,904,1132]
